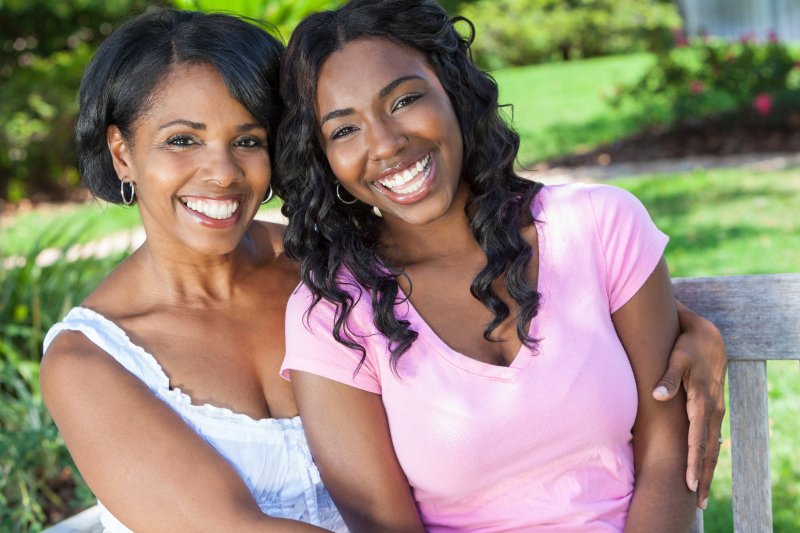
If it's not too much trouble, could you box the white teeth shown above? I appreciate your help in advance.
[377,154,431,191]
[183,198,239,220]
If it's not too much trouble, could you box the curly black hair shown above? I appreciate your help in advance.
[275,0,543,370]
[76,8,284,204]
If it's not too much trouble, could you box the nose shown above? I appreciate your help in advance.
[202,144,243,187]
[366,115,407,162]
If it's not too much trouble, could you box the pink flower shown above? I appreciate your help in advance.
[673,28,688,47]
[739,32,756,44]
[768,30,779,43]
[689,80,705,94]
[753,93,773,116]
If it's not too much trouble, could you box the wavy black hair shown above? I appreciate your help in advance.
[275,0,543,370]
[76,8,284,204]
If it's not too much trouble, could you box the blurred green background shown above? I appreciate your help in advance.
[1,0,798,531]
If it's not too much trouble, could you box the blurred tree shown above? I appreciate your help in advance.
[172,0,346,41]
[0,0,167,202]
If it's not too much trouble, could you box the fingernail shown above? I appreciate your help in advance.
[690,479,698,492]
[700,497,708,510]
[653,386,668,399]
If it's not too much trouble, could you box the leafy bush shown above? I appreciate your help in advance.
[460,0,681,70]
[173,0,346,42]
[613,36,800,126]
[0,227,126,531]
[0,0,163,202]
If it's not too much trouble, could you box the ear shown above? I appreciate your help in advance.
[107,125,134,182]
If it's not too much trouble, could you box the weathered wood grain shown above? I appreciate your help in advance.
[729,360,773,532]
[673,274,800,361]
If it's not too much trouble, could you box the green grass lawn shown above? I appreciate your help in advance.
[494,53,655,164]
[614,168,800,533]
[615,167,800,277]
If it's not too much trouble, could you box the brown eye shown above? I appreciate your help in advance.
[331,125,357,140]
[392,93,422,112]
[166,135,198,147]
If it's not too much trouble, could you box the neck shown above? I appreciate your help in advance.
[379,181,480,267]
[131,224,269,307]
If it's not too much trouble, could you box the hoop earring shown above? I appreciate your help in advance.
[336,182,357,205]
[261,185,274,204]
[120,180,135,205]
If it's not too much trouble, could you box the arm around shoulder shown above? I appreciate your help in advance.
[41,331,326,532]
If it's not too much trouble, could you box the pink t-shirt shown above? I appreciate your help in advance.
[281,184,668,532]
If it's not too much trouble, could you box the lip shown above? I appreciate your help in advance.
[371,152,436,205]
[178,194,246,229]
[371,152,431,184]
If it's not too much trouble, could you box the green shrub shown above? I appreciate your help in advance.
[173,0,346,41]
[460,0,681,70]
[0,0,163,202]
[613,37,800,126]
[0,227,126,530]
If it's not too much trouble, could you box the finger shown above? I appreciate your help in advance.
[685,399,709,497]
[697,431,723,510]
[653,355,687,401]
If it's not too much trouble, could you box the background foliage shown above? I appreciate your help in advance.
[461,0,681,70]
[614,34,800,126]
[0,0,167,203]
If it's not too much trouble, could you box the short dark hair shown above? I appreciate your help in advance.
[276,0,542,370]
[76,8,284,204]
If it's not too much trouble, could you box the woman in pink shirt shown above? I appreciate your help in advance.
[275,0,724,531]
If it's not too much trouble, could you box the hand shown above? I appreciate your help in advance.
[652,301,727,510]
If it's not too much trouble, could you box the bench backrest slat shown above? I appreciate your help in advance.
[674,273,800,532]
[673,274,800,361]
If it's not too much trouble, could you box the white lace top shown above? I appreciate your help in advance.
[44,307,347,532]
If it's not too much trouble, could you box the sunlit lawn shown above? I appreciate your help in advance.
[495,53,655,164]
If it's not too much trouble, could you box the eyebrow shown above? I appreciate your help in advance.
[158,119,205,130]
[157,120,264,133]
[319,74,425,126]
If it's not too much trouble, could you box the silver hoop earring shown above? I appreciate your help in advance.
[120,180,135,205]
[261,185,274,204]
[336,182,357,205]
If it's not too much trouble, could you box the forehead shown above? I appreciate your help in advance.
[315,38,437,111]
[147,63,227,112]
[136,62,254,127]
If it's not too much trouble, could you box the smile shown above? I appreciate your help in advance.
[374,153,432,194]
[180,197,240,220]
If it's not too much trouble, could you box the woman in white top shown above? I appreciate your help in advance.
[40,9,344,532]
[41,5,723,532]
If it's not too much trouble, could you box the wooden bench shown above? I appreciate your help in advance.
[676,273,800,533]
[44,273,800,533]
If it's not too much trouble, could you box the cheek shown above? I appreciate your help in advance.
[325,144,363,184]
[243,153,271,182]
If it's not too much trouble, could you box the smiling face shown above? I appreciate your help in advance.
[315,38,464,228]
[109,62,270,257]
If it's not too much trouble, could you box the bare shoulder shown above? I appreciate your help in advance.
[40,329,127,404]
